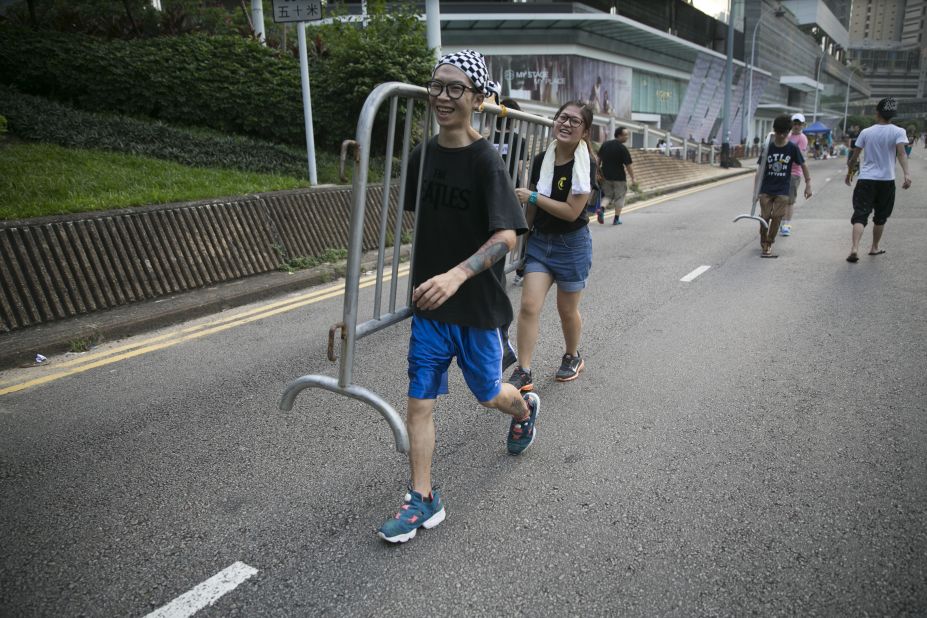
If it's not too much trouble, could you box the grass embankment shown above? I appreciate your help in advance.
[0,141,317,220]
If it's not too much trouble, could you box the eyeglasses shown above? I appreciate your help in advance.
[425,80,477,100]
[555,113,585,128]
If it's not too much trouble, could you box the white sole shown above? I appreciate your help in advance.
[377,507,446,543]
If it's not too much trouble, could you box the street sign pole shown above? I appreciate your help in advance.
[297,23,318,185]
[272,0,322,185]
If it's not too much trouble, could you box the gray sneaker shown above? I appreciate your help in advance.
[555,353,584,382]
[507,366,534,392]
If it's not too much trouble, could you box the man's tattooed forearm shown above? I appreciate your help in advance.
[462,241,510,275]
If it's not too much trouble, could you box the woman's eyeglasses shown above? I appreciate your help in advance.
[425,80,477,100]
[555,114,584,128]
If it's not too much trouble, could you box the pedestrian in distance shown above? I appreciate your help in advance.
[596,126,637,225]
[755,114,812,258]
[844,97,913,263]
[507,101,596,393]
[377,50,540,544]
[780,113,809,237]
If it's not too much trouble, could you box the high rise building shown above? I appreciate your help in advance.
[848,0,927,110]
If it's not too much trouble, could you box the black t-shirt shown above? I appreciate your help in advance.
[404,137,528,329]
[597,139,632,181]
[529,152,596,235]
[491,131,525,181]
[757,140,804,196]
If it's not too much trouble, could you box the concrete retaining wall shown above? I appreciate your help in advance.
[0,184,408,333]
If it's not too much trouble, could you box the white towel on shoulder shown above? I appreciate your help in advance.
[536,140,591,198]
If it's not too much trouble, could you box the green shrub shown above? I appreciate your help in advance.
[0,85,311,176]
[306,1,434,149]
[0,25,306,145]
[0,114,7,136]
[0,2,434,151]
[2,0,247,39]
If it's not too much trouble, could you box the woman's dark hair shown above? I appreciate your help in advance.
[553,100,595,158]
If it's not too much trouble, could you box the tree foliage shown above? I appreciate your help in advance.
[306,1,434,148]
[0,2,433,150]
[2,0,250,38]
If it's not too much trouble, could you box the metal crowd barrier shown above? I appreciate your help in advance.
[734,132,773,229]
[278,82,554,454]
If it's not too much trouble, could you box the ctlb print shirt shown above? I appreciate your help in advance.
[758,141,804,196]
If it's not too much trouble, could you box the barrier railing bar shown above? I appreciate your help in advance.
[373,96,399,320]
[389,98,416,314]
[356,307,413,340]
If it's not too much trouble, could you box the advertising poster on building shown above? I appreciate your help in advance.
[485,54,632,139]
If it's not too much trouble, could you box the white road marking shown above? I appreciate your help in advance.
[144,562,258,618]
[680,265,711,282]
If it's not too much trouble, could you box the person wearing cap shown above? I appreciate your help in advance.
[755,114,812,258]
[376,50,538,544]
[844,97,913,263]
[781,113,810,236]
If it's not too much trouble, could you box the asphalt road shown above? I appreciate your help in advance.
[1,153,925,617]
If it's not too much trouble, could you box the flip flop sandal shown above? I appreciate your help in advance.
[846,253,859,263]
[868,250,886,256]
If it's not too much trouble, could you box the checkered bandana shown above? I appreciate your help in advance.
[433,49,500,98]
[877,97,897,117]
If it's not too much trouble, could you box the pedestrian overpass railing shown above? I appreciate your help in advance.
[278,82,554,453]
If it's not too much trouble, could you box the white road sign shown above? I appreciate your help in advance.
[271,0,322,23]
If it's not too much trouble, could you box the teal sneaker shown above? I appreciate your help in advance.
[378,489,445,544]
[507,392,540,455]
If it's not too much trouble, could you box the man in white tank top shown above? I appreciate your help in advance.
[843,98,913,263]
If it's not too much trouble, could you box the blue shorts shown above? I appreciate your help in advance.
[524,226,592,292]
[408,316,505,402]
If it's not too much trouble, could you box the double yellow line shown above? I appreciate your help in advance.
[0,266,409,396]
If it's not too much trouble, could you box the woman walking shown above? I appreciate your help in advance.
[507,101,596,392]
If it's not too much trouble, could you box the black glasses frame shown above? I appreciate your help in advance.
[555,113,585,128]
[425,80,478,100]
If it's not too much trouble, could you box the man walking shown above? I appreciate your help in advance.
[596,126,636,225]
[377,50,539,544]
[844,98,913,262]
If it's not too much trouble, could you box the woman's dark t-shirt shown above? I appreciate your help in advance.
[405,137,527,329]
[529,152,596,234]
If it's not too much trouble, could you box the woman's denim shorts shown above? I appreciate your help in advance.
[523,225,592,292]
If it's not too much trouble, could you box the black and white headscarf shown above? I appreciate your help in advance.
[433,49,501,98]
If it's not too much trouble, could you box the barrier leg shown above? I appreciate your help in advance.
[733,213,769,229]
[279,374,410,454]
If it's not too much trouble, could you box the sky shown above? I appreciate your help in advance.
[690,0,731,21]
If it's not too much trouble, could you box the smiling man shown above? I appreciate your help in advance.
[377,50,538,544]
